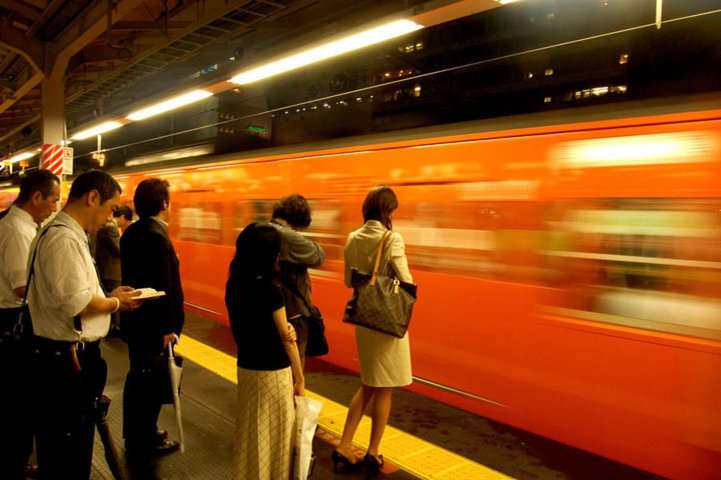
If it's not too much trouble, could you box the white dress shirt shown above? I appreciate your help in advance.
[0,205,37,308]
[28,212,109,342]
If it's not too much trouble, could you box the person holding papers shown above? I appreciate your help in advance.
[120,178,185,458]
[28,170,142,479]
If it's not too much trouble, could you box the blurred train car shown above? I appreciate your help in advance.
[3,2,721,476]
[2,100,720,479]
[82,99,718,480]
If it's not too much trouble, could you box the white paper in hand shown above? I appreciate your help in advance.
[133,288,166,300]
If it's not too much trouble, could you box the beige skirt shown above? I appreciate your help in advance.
[356,326,412,387]
[233,366,294,480]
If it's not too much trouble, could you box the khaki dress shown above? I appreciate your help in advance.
[344,220,413,387]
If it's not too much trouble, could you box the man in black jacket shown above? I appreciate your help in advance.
[120,178,184,457]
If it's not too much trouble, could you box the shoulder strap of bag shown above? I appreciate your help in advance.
[279,278,314,314]
[370,230,392,286]
[13,223,68,336]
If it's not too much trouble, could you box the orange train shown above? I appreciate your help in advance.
[9,97,721,478]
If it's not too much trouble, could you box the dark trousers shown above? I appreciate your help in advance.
[33,340,107,480]
[123,342,166,449]
[0,309,34,480]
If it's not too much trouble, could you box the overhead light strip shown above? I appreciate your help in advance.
[126,90,213,121]
[7,152,36,163]
[65,19,424,143]
[230,19,423,85]
[71,121,124,140]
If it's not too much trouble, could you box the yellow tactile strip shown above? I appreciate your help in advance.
[176,335,514,480]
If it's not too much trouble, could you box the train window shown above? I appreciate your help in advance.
[304,199,344,264]
[177,202,223,244]
[391,183,545,282]
[226,198,343,267]
[229,199,273,240]
[543,198,721,340]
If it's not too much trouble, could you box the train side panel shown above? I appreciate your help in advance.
[114,110,721,479]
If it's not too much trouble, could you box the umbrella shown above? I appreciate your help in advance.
[95,394,126,480]
[167,343,185,453]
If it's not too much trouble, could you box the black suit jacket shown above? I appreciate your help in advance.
[94,221,121,282]
[120,217,184,351]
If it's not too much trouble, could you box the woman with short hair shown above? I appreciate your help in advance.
[225,222,305,480]
[333,185,413,472]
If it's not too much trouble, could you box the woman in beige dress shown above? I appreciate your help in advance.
[333,186,413,472]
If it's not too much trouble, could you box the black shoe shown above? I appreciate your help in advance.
[154,429,168,443]
[152,438,180,456]
[126,438,179,458]
[331,450,360,473]
[363,453,384,470]
[24,463,40,479]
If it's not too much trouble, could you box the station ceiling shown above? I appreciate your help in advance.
[0,0,505,155]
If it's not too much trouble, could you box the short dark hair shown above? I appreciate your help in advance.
[17,169,60,203]
[113,206,133,221]
[272,194,311,228]
[362,185,398,230]
[134,178,170,218]
[68,170,121,203]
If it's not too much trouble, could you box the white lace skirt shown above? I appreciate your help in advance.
[233,366,294,480]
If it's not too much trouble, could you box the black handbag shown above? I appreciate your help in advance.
[282,280,329,357]
[304,305,329,357]
[343,231,417,338]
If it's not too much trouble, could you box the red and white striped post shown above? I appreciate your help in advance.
[40,144,65,175]
[41,144,72,208]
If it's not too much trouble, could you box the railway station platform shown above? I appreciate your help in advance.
[84,311,662,480]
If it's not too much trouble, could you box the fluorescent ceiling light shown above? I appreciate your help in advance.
[230,19,423,85]
[497,0,520,4]
[126,90,213,121]
[71,121,123,140]
[8,152,35,163]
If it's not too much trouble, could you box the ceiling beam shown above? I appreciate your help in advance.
[27,0,67,37]
[0,53,18,76]
[0,77,14,92]
[0,0,42,21]
[0,18,43,72]
[64,0,267,104]
[112,21,193,31]
[48,0,145,80]
[0,70,41,114]
[0,113,37,144]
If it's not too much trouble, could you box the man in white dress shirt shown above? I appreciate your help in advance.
[0,170,60,480]
[28,170,141,479]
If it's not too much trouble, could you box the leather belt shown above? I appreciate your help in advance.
[33,337,100,372]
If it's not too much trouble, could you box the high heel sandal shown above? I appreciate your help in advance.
[363,453,384,470]
[331,450,359,473]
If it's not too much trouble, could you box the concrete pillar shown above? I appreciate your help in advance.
[41,77,65,146]
[41,76,67,206]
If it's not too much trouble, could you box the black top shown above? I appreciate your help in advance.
[120,217,185,355]
[226,276,289,370]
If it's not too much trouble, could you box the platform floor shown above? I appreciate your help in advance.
[85,311,664,480]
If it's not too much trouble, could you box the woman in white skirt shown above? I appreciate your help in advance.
[333,186,413,472]
[225,223,305,480]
